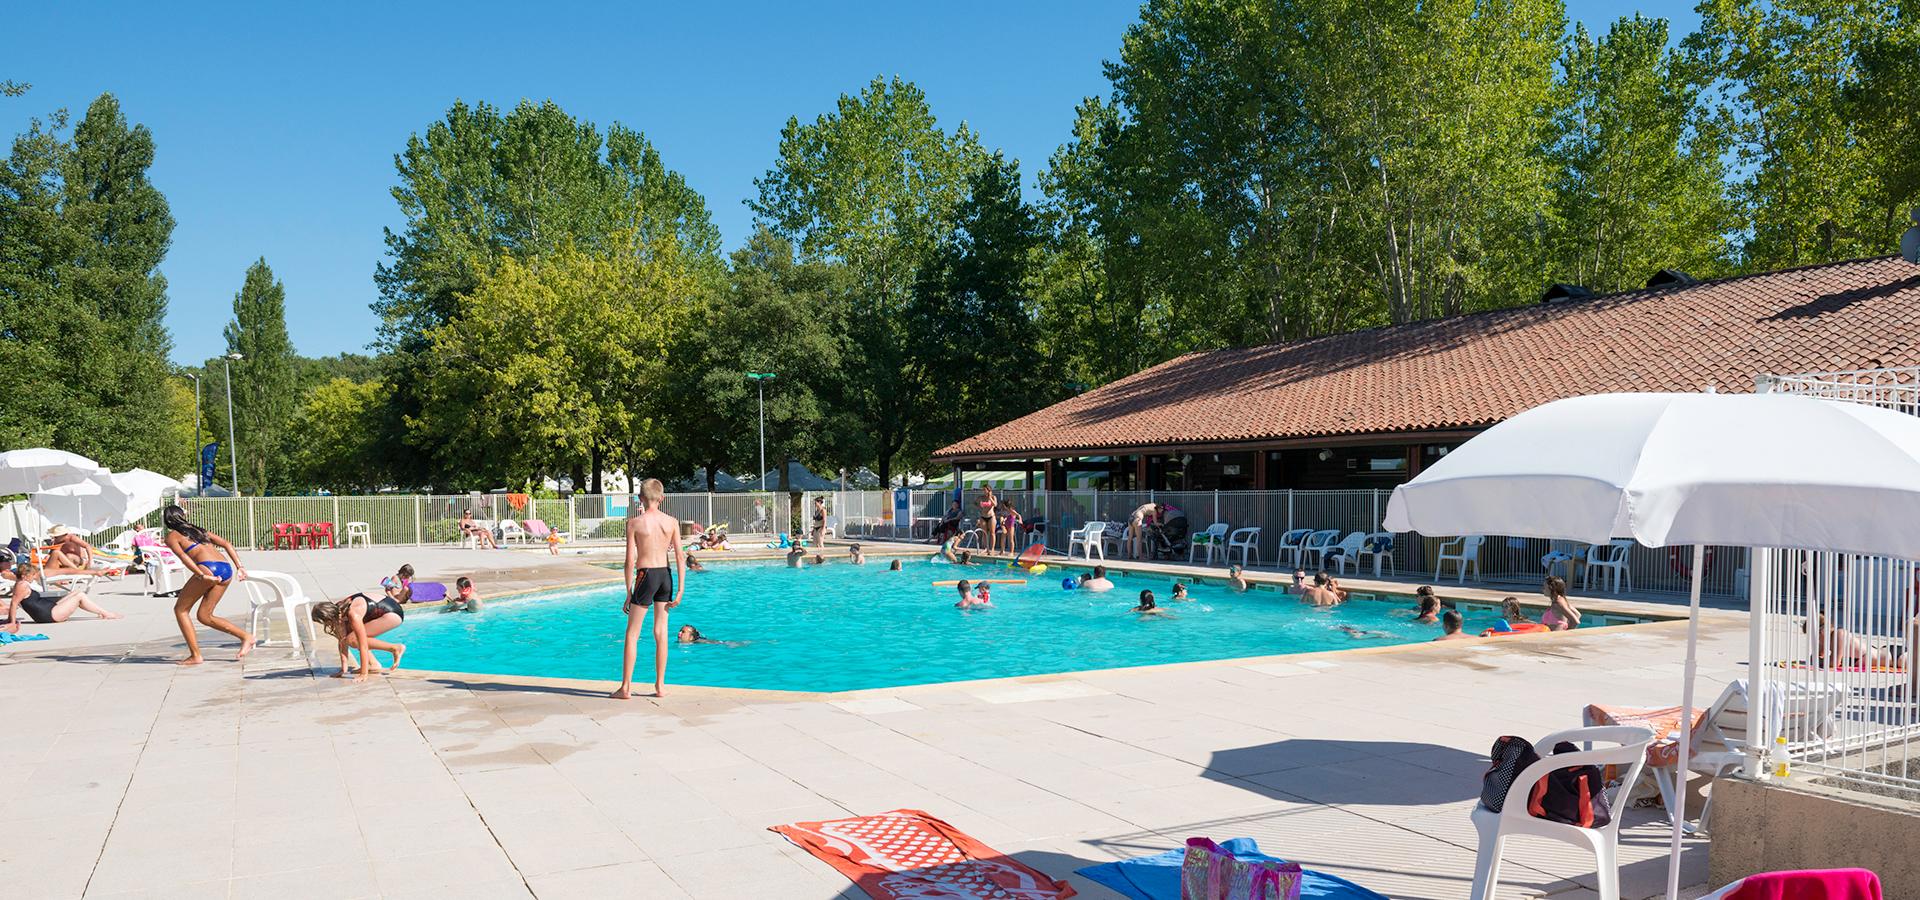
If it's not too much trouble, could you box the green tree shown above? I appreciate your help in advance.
[282,378,392,492]
[749,75,988,484]
[1687,0,1920,267]
[223,258,295,494]
[1548,15,1733,291]
[0,94,185,474]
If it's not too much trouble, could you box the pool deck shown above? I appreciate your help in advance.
[0,545,1744,899]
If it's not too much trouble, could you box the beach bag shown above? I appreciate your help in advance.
[1481,735,1539,813]
[1180,837,1302,900]
[1527,741,1613,828]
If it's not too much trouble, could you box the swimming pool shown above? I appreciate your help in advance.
[397,559,1646,692]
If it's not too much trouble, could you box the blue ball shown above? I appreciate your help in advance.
[1061,577,1077,591]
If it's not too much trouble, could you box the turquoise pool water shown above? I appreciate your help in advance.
[397,558,1644,692]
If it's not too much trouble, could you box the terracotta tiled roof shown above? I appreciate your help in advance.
[935,256,1920,460]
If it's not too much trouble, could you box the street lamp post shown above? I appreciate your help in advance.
[746,372,777,488]
[223,353,243,495]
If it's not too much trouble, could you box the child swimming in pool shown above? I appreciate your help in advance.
[1433,610,1475,641]
[1133,590,1172,616]
[686,554,707,572]
[1412,594,1441,624]
[848,544,865,564]
[954,579,991,610]
[676,625,744,647]
[1226,565,1249,592]
[1170,583,1191,602]
[440,576,482,613]
[888,559,902,571]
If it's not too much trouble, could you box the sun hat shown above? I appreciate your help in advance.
[47,525,70,538]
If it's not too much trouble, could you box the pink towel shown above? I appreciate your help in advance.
[1723,869,1881,900]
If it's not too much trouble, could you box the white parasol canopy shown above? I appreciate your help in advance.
[1382,391,1920,900]
[0,448,107,495]
[31,468,185,535]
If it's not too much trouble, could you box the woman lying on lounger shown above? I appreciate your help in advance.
[1809,613,1906,668]
[310,594,407,682]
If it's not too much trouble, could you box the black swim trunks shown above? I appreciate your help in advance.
[628,567,673,609]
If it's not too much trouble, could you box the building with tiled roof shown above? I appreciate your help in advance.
[933,256,1920,491]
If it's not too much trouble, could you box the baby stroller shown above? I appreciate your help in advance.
[1145,508,1191,560]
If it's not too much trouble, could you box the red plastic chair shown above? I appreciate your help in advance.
[289,523,312,549]
[271,523,295,550]
[310,522,335,548]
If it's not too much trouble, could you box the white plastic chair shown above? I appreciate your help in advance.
[147,550,190,595]
[240,570,318,653]
[1325,531,1368,575]
[497,519,528,544]
[1273,528,1312,568]
[1584,539,1634,594]
[343,521,371,548]
[1356,532,1395,577]
[1298,529,1341,570]
[1226,526,1262,567]
[1470,725,1654,900]
[1435,535,1485,583]
[1066,522,1106,560]
[1188,523,1230,564]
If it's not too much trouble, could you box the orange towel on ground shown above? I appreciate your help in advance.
[1583,703,1709,768]
[771,808,1076,899]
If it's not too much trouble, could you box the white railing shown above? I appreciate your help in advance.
[819,487,1746,598]
[1749,369,1920,796]
[139,492,792,550]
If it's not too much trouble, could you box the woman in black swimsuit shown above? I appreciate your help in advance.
[1,550,119,631]
[811,496,828,547]
[309,593,408,682]
[162,504,253,665]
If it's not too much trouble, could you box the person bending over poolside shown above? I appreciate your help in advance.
[1170,583,1191,602]
[1226,565,1250,593]
[311,593,407,681]
[162,504,253,665]
[1541,576,1580,631]
[1079,566,1115,592]
[1433,610,1474,641]
[1,551,119,631]
[889,559,903,571]
[848,544,865,565]
[614,478,685,700]
[1133,590,1172,616]
[441,576,482,613]
[1125,502,1159,559]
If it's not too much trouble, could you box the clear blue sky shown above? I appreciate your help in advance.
[6,0,1696,366]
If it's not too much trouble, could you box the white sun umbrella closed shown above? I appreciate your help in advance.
[32,468,185,536]
[1383,391,1920,900]
[0,448,106,495]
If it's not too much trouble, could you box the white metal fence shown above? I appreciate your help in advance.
[823,487,1749,599]
[139,492,793,550]
[1751,369,1920,797]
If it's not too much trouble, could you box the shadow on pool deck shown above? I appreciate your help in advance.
[1208,739,1486,806]
[425,676,615,700]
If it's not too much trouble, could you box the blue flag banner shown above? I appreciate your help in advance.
[200,442,218,489]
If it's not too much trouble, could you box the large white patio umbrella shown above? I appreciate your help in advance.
[0,448,106,495]
[1382,391,1920,900]
[31,468,185,535]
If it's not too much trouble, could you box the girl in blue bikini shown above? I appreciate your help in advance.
[162,504,253,665]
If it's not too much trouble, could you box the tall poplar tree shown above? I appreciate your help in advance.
[223,259,295,494]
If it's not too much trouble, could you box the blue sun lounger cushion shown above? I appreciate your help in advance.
[1077,838,1388,900]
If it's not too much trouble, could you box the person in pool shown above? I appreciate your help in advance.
[786,546,806,568]
[1541,575,1581,631]
[381,564,414,604]
[1289,570,1306,595]
[1,550,120,631]
[936,534,962,563]
[1078,565,1115,592]
[1493,597,1529,631]
[848,544,866,565]
[956,551,974,566]
[1133,589,1173,616]
[888,559,903,571]
[311,593,407,681]
[1412,594,1441,624]
[1170,583,1192,602]
[1226,565,1250,593]
[1334,624,1392,639]
[1433,610,1475,641]
[441,576,482,613]
[677,625,744,647]
[954,579,991,610]
[161,504,254,665]
[686,554,707,572]
[1301,572,1345,607]
[811,553,825,566]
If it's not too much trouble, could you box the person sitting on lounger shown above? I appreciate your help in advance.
[1078,565,1115,592]
[441,576,483,613]
[458,509,497,549]
[1,550,120,631]
[1434,610,1474,641]
[1541,576,1580,631]
[43,525,102,574]
[1226,565,1250,593]
[1809,613,1906,668]
[1133,589,1173,616]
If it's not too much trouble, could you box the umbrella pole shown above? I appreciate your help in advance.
[1666,543,1706,900]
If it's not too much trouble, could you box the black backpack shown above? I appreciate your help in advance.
[1481,735,1539,812]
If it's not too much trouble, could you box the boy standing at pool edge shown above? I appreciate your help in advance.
[613,478,685,700]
